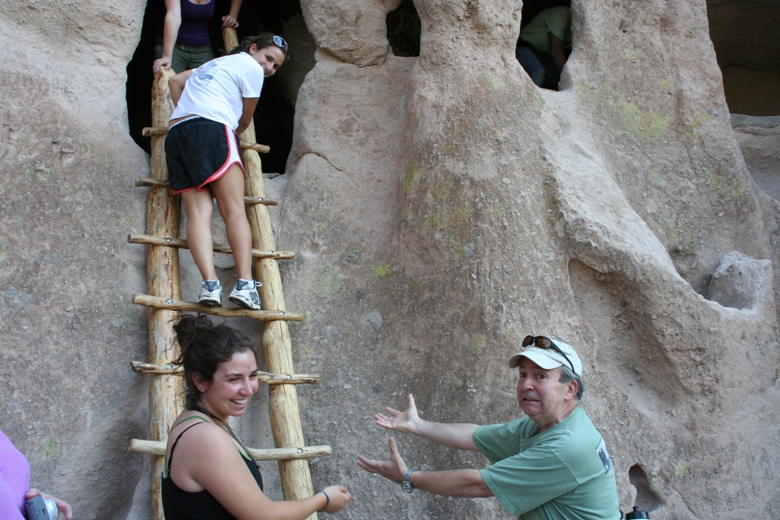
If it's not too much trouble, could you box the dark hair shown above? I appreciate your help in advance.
[173,314,257,409]
[229,32,289,61]
[559,366,584,400]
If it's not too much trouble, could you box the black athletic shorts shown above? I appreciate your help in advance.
[165,117,244,195]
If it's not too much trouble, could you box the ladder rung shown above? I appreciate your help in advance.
[134,177,168,188]
[130,361,182,374]
[127,234,294,260]
[130,361,321,384]
[132,294,304,322]
[141,126,169,137]
[141,127,270,153]
[244,196,279,207]
[129,439,331,461]
[240,141,271,154]
[134,178,279,206]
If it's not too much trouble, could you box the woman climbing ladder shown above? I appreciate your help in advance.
[165,33,288,309]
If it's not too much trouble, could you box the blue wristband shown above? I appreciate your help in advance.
[317,489,331,512]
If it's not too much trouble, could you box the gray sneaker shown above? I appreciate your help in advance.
[198,280,222,307]
[229,279,262,310]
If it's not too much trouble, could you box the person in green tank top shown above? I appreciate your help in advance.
[357,335,620,519]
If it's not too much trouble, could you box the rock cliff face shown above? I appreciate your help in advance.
[0,0,778,519]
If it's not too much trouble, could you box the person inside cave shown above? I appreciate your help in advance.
[153,0,243,74]
[515,6,572,90]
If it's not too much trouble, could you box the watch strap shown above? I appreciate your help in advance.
[401,468,415,493]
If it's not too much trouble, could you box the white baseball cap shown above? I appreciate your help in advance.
[508,335,582,377]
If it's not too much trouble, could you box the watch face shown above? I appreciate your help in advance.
[402,482,413,493]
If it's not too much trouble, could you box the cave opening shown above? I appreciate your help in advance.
[628,463,663,513]
[386,0,572,90]
[126,0,305,174]
[707,0,780,200]
[706,0,780,117]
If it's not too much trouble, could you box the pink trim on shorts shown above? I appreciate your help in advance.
[197,126,246,191]
[171,186,195,195]
[172,185,197,195]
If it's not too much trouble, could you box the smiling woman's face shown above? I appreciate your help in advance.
[249,44,286,77]
[196,350,259,421]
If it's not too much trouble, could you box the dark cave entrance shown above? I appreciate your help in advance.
[386,0,572,90]
[706,0,780,116]
[126,0,306,174]
[707,0,780,200]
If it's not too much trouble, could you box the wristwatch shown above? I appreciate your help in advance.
[401,468,415,493]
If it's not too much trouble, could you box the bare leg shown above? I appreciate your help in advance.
[181,188,217,281]
[210,164,253,281]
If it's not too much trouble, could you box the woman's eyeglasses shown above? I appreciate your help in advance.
[273,35,288,55]
[522,335,576,375]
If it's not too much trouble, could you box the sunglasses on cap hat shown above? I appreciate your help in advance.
[522,335,576,375]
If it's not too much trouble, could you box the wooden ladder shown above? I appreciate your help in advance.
[127,27,327,520]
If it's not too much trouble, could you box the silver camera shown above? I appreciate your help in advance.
[25,494,58,520]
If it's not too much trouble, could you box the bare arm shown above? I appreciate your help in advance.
[168,69,193,107]
[176,424,350,519]
[222,0,242,28]
[154,0,182,73]
[236,97,259,135]
[374,393,480,451]
[357,438,492,498]
[549,33,567,72]
[410,469,492,498]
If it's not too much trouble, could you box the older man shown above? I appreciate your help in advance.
[357,335,620,519]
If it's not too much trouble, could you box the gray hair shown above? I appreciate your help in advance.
[559,365,584,400]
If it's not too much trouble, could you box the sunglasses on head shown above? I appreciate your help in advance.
[522,335,577,375]
[273,35,288,54]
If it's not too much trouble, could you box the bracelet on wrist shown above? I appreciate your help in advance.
[316,489,331,512]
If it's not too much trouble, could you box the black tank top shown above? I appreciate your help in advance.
[161,421,264,520]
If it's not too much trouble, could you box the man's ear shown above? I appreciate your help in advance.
[564,379,579,401]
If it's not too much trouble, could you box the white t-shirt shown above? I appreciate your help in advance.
[170,52,264,130]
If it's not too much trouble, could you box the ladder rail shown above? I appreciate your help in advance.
[144,67,182,520]
[221,27,319,518]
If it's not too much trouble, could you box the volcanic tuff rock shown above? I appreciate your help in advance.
[0,0,778,518]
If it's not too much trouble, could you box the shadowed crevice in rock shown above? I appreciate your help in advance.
[386,0,420,57]
[628,464,663,513]
[708,0,780,203]
[731,115,780,201]
[707,0,780,116]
